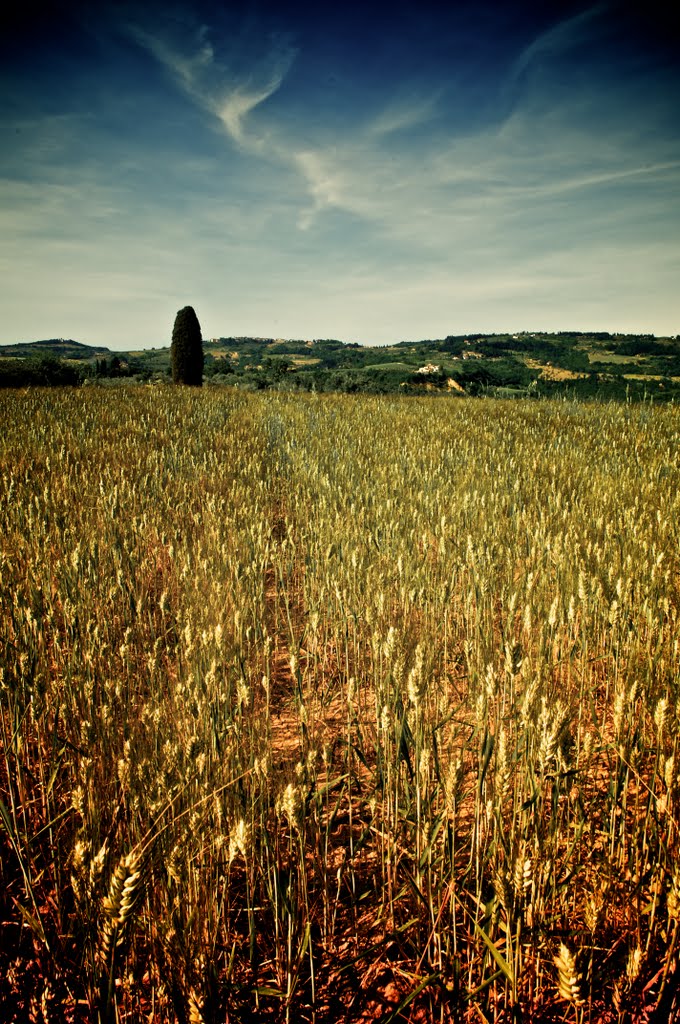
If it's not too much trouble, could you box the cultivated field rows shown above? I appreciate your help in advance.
[1,387,679,1021]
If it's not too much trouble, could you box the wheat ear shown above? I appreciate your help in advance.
[99,850,144,964]
[554,943,585,1006]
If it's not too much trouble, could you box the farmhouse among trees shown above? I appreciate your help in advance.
[171,306,203,386]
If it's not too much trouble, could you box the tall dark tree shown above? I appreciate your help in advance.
[171,306,204,385]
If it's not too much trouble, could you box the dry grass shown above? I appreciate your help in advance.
[1,385,679,1022]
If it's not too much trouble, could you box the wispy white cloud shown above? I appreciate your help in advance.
[128,20,297,149]
[368,92,441,137]
[126,3,677,247]
[508,3,610,88]
[278,0,680,244]
[500,160,680,198]
[0,177,125,236]
[293,150,343,227]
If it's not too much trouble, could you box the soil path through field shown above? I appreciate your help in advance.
[263,495,375,790]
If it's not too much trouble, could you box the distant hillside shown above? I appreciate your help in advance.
[0,339,111,359]
[199,331,680,400]
[1,331,678,400]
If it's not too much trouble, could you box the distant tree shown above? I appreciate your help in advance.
[171,306,203,385]
[0,355,84,387]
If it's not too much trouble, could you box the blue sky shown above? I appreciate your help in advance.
[1,0,678,349]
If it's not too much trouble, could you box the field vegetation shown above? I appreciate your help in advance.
[1,386,679,1022]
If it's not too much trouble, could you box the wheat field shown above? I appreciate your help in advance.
[1,386,679,1022]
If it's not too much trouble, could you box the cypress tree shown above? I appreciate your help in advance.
[171,306,204,386]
